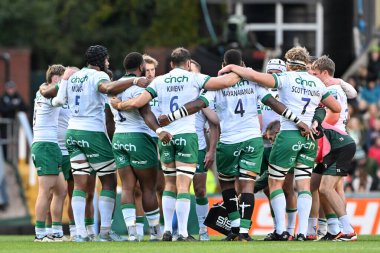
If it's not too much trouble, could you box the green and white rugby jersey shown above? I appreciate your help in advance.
[66,67,110,132]
[327,84,348,132]
[273,71,330,130]
[195,110,207,150]
[260,89,280,147]
[32,91,60,143]
[203,79,271,144]
[58,103,71,155]
[146,68,210,135]
[147,96,160,137]
[110,75,150,134]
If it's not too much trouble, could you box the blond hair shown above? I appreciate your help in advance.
[143,54,158,68]
[312,55,335,76]
[285,46,310,71]
[46,64,65,84]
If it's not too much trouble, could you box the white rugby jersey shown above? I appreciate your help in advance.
[32,91,60,143]
[327,84,348,132]
[58,103,71,155]
[195,110,207,150]
[146,68,210,135]
[273,71,330,130]
[259,89,280,147]
[65,67,110,132]
[110,75,150,134]
[203,79,270,144]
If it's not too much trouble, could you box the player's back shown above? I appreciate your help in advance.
[147,68,208,135]
[110,76,150,134]
[274,71,329,130]
[66,67,110,132]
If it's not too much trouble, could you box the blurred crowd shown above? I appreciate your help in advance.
[345,43,380,192]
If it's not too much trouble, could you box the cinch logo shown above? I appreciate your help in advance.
[150,98,159,107]
[292,141,316,151]
[71,75,88,84]
[113,142,137,151]
[233,145,255,156]
[295,77,316,87]
[216,216,231,230]
[232,79,249,88]
[164,75,188,83]
[161,137,187,146]
[67,137,89,148]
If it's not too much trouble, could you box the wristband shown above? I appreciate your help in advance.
[156,127,164,135]
[282,108,301,124]
[133,77,140,85]
[167,106,189,122]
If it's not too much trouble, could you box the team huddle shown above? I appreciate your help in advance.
[31,44,358,242]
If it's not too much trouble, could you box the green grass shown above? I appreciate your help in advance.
[0,235,379,253]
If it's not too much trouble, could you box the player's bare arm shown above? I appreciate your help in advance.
[139,104,172,144]
[203,108,219,169]
[203,72,241,90]
[321,95,341,113]
[111,90,152,111]
[218,64,276,88]
[39,83,57,98]
[98,77,149,95]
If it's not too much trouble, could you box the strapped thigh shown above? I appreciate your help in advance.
[70,153,91,175]
[268,163,288,180]
[294,163,312,180]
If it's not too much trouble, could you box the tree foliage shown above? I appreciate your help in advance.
[0,0,203,70]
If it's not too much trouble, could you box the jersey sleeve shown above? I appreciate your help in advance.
[321,85,331,100]
[272,73,286,89]
[256,85,271,103]
[132,86,145,98]
[95,71,111,90]
[194,73,211,89]
[199,90,216,108]
[146,78,158,98]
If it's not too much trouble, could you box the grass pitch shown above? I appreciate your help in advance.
[0,235,379,253]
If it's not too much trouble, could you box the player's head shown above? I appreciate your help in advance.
[223,49,243,67]
[85,45,109,72]
[143,54,158,80]
[46,64,66,84]
[190,59,201,73]
[123,52,145,77]
[106,69,114,81]
[265,120,280,144]
[307,55,318,74]
[311,55,335,81]
[284,46,309,71]
[170,47,191,70]
[266,59,286,74]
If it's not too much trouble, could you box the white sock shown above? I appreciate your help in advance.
[69,224,76,237]
[327,216,341,235]
[176,194,191,237]
[72,192,87,237]
[195,201,209,233]
[318,218,327,235]
[35,221,46,238]
[307,218,318,236]
[98,191,115,233]
[339,215,354,234]
[52,224,63,236]
[46,227,53,235]
[136,223,144,237]
[297,192,312,236]
[286,209,297,235]
[270,189,286,234]
[145,209,160,227]
[121,204,136,227]
[162,192,176,233]
[86,224,95,236]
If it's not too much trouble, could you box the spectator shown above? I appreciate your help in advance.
[368,136,380,166]
[352,164,372,192]
[367,44,380,81]
[359,78,380,107]
[0,80,27,119]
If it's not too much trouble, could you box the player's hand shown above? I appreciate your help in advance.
[62,67,78,80]
[159,131,172,144]
[158,115,171,126]
[218,64,233,76]
[297,121,314,140]
[310,120,319,136]
[110,97,122,110]
[136,77,150,88]
[204,151,215,171]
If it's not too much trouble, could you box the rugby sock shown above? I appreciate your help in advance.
[317,218,327,235]
[270,205,277,230]
[99,190,116,234]
[35,220,46,238]
[307,218,318,236]
[121,203,136,227]
[270,189,286,234]
[69,221,76,237]
[195,197,209,233]
[239,193,254,234]
[72,190,87,237]
[52,221,63,236]
[136,216,145,238]
[222,188,240,233]
[146,209,160,226]
[326,214,340,235]
[338,215,354,234]
[85,218,95,236]
[162,191,176,233]
[46,223,52,235]
[286,208,297,235]
[297,191,312,236]
[176,193,191,237]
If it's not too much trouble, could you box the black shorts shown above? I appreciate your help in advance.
[314,143,356,176]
